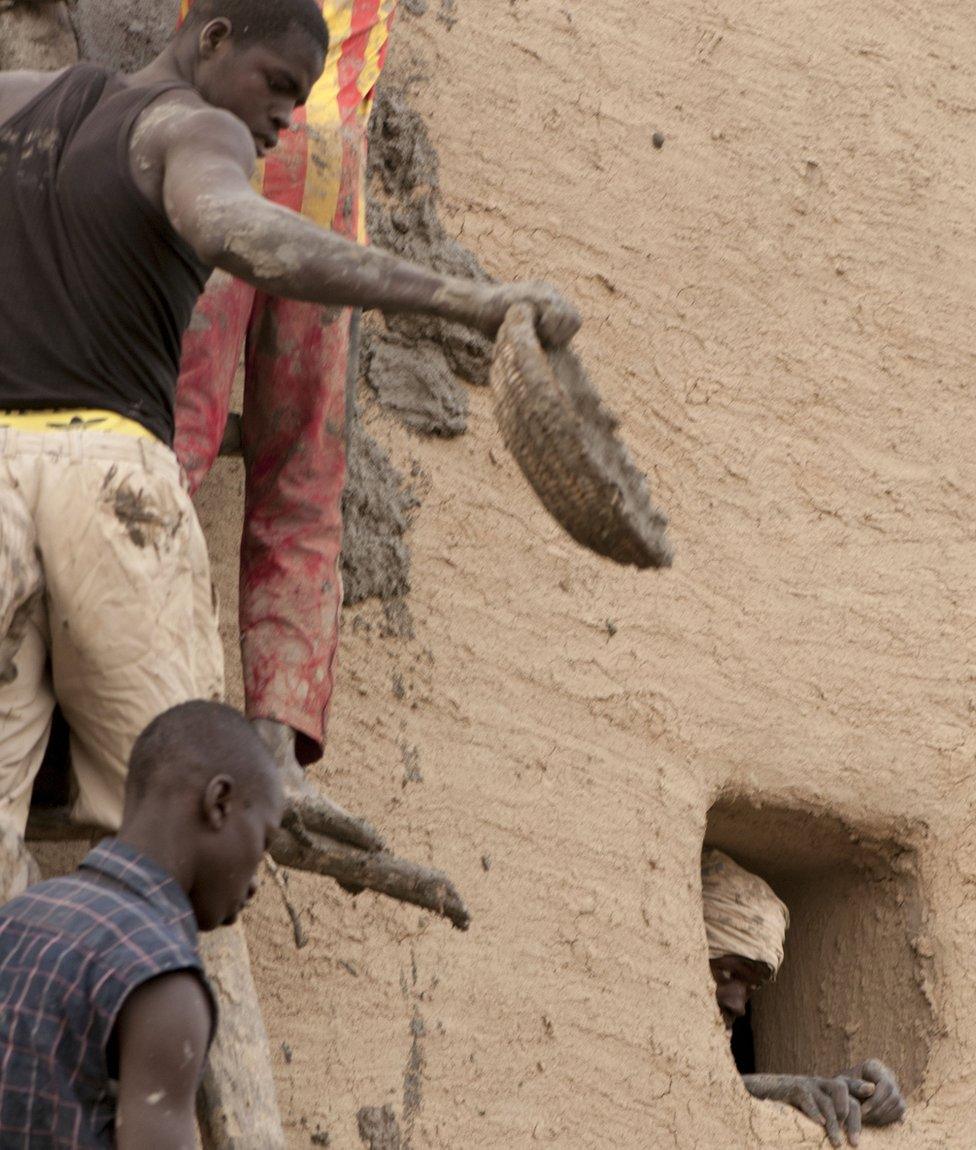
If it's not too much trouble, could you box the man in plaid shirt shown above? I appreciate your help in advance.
[0,701,283,1149]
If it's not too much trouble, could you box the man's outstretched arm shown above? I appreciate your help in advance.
[158,104,581,347]
[115,971,212,1150]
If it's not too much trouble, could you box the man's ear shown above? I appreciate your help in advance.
[199,18,233,61]
[202,775,234,830]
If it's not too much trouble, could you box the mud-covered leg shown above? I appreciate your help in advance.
[196,923,286,1150]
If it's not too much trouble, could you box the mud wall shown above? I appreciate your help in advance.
[706,798,935,1095]
[233,4,972,1146]
[227,0,976,1141]
[11,0,976,1146]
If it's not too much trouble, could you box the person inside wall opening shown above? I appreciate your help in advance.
[702,848,907,1148]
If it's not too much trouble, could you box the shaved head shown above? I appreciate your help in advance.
[125,700,276,809]
[121,701,284,931]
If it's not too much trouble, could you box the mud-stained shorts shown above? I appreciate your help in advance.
[0,428,224,834]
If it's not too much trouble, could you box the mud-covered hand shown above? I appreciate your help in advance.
[841,1060,906,1127]
[743,1073,876,1147]
[482,281,581,348]
[252,718,384,852]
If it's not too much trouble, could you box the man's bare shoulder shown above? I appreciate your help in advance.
[128,89,257,214]
[131,88,256,167]
[0,68,66,127]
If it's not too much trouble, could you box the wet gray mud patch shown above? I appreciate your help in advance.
[357,1104,402,1150]
[341,419,418,605]
[72,0,178,73]
[363,333,468,436]
[342,83,497,608]
[401,1006,426,1147]
[364,86,494,429]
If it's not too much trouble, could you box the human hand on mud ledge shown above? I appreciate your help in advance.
[743,1073,876,1147]
[840,1060,906,1127]
[252,719,470,930]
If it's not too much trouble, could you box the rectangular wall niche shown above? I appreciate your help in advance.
[704,797,935,1095]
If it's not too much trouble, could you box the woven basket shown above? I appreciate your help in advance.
[490,304,672,569]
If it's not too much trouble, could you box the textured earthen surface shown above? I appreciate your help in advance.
[227,5,972,1145]
[0,3,77,71]
[12,0,976,1145]
[71,0,175,72]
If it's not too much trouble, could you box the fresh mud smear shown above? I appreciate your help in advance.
[72,0,177,72]
[363,86,493,434]
[357,1104,402,1150]
[340,419,417,605]
[344,82,501,599]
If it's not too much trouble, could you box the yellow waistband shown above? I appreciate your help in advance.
[0,409,155,440]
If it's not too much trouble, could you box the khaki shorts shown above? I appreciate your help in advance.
[0,427,224,833]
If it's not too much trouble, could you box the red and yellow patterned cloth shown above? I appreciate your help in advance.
[175,1,398,761]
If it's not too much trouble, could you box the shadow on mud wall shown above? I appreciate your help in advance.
[704,796,937,1096]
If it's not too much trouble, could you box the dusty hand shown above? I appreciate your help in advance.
[251,718,384,853]
[842,1060,906,1127]
[477,281,581,348]
[744,1073,876,1147]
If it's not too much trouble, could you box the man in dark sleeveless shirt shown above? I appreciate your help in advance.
[0,700,284,1149]
[0,0,578,849]
[0,5,577,1144]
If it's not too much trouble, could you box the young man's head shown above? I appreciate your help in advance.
[176,0,329,156]
[121,701,284,931]
[700,848,790,1030]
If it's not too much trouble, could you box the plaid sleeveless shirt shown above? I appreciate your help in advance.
[0,839,215,1148]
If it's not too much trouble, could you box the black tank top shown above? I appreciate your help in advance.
[0,64,211,444]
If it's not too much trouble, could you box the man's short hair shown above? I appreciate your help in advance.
[184,0,329,55]
[125,700,274,807]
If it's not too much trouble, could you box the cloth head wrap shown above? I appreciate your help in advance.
[701,848,790,974]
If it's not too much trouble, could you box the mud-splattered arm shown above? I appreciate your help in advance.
[159,104,580,346]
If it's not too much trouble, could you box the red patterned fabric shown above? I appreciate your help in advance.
[173,2,397,762]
